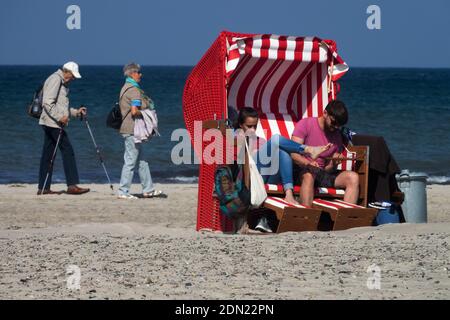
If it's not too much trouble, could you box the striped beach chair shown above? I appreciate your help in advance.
[312,199,378,231]
[183,31,370,233]
[263,196,322,233]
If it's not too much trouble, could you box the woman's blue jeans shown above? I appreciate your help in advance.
[254,134,305,191]
[118,134,154,196]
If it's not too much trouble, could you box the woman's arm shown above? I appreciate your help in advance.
[131,106,142,117]
[130,96,142,117]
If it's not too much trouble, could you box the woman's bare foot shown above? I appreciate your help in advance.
[305,143,332,160]
[284,189,299,205]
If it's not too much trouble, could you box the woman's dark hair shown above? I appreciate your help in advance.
[234,107,259,129]
[233,107,259,129]
[325,100,348,126]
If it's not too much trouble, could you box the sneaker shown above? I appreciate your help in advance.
[254,216,273,233]
[118,194,138,200]
[142,190,167,198]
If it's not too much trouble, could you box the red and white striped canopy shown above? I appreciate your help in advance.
[226,34,348,119]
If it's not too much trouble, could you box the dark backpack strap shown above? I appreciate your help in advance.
[43,79,63,106]
[56,80,63,101]
[119,86,134,120]
[42,79,64,124]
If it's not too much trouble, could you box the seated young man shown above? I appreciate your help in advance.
[291,100,359,207]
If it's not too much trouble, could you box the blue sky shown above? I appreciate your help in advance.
[1,0,449,67]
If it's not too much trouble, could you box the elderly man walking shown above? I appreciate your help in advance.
[37,61,90,195]
[117,62,164,199]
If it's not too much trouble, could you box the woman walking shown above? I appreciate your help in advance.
[117,62,164,199]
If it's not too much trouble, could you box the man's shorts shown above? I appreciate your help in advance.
[293,165,338,188]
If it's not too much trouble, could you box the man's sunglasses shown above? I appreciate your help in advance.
[329,118,341,129]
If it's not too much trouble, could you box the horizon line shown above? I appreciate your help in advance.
[0,64,449,70]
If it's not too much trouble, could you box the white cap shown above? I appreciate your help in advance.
[62,61,82,79]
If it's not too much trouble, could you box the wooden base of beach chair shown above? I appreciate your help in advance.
[312,199,377,231]
[263,197,322,233]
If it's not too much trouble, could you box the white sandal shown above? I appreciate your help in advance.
[118,194,138,200]
[142,190,166,198]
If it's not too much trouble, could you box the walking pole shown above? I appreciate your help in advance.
[81,113,114,192]
[41,128,64,195]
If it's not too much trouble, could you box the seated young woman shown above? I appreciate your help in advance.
[234,107,330,206]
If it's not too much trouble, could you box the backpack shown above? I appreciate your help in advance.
[214,164,250,218]
[27,81,62,119]
[106,86,133,129]
[106,102,127,130]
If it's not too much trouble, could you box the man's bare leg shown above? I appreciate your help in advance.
[300,172,315,207]
[334,171,359,204]
[284,189,299,205]
[304,143,332,160]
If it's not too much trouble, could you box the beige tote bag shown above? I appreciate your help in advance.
[245,140,267,208]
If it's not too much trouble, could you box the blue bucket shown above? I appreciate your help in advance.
[370,202,400,225]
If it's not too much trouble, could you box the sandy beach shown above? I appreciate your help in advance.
[0,183,448,300]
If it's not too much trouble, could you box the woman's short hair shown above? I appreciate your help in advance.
[123,62,141,77]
